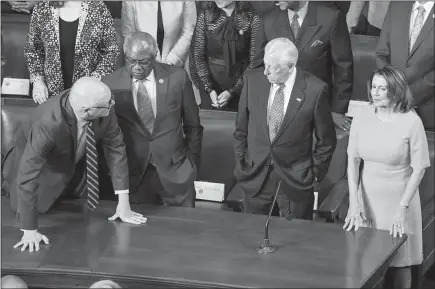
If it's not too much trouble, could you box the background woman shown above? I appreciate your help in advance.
[189,1,260,111]
[343,65,430,288]
[24,1,119,104]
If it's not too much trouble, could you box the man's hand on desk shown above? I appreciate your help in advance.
[8,1,35,13]
[14,230,49,252]
[108,193,148,225]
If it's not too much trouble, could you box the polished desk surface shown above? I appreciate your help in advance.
[1,198,406,288]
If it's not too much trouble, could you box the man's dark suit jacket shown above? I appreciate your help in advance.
[376,1,434,131]
[234,68,337,201]
[324,1,351,15]
[2,90,129,230]
[102,63,203,199]
[253,2,354,114]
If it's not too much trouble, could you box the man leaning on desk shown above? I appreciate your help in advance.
[2,77,147,253]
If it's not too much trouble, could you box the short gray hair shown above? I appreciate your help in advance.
[264,38,298,66]
[123,32,158,56]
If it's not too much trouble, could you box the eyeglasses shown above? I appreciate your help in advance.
[125,56,154,67]
[84,98,115,111]
[265,62,295,73]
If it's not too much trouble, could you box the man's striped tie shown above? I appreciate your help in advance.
[85,121,99,210]
[269,84,286,142]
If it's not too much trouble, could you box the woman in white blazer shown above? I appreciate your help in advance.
[121,1,197,68]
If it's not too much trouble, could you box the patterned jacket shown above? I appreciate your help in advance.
[24,1,120,97]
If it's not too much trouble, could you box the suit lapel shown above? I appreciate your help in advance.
[272,70,306,143]
[50,6,60,51]
[153,63,169,120]
[276,10,295,43]
[409,5,434,59]
[297,3,321,51]
[395,2,414,67]
[73,2,89,61]
[256,74,273,134]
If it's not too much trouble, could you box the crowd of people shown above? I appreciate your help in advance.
[1,1,434,289]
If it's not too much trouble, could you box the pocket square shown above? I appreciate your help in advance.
[296,98,302,102]
[310,40,323,47]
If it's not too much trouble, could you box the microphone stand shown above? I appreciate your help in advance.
[257,180,282,254]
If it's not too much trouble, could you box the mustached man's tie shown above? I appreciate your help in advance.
[136,80,155,134]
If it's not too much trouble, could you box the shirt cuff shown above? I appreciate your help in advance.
[30,74,45,84]
[114,189,129,195]
[21,229,37,232]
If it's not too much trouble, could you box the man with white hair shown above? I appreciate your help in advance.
[102,32,203,208]
[234,38,336,220]
[2,77,147,253]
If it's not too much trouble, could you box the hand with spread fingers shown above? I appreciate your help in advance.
[13,230,49,252]
[108,194,147,225]
[8,1,35,13]
[343,203,367,231]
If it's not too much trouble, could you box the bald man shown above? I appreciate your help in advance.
[2,77,147,253]
[1,275,28,289]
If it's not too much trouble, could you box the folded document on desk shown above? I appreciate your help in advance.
[194,181,225,202]
[1,78,30,96]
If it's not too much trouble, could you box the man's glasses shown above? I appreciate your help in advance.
[125,56,153,67]
[85,98,115,111]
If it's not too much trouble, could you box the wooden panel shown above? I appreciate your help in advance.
[350,35,379,101]
[198,110,237,194]
[2,197,406,288]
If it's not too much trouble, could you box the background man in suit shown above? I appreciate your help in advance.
[376,0,434,131]
[2,77,147,253]
[324,1,351,15]
[253,1,354,132]
[234,38,337,220]
[121,1,196,68]
[102,32,203,208]
[346,1,390,36]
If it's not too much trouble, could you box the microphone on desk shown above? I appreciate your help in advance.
[257,180,284,255]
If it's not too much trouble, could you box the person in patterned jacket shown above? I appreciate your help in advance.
[24,1,120,104]
[189,1,260,111]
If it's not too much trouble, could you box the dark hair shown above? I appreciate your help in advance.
[49,1,65,8]
[202,1,253,23]
[367,65,413,113]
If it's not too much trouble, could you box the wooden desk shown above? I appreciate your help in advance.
[1,198,405,288]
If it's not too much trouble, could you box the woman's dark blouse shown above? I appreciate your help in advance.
[190,8,260,97]
[59,18,79,90]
